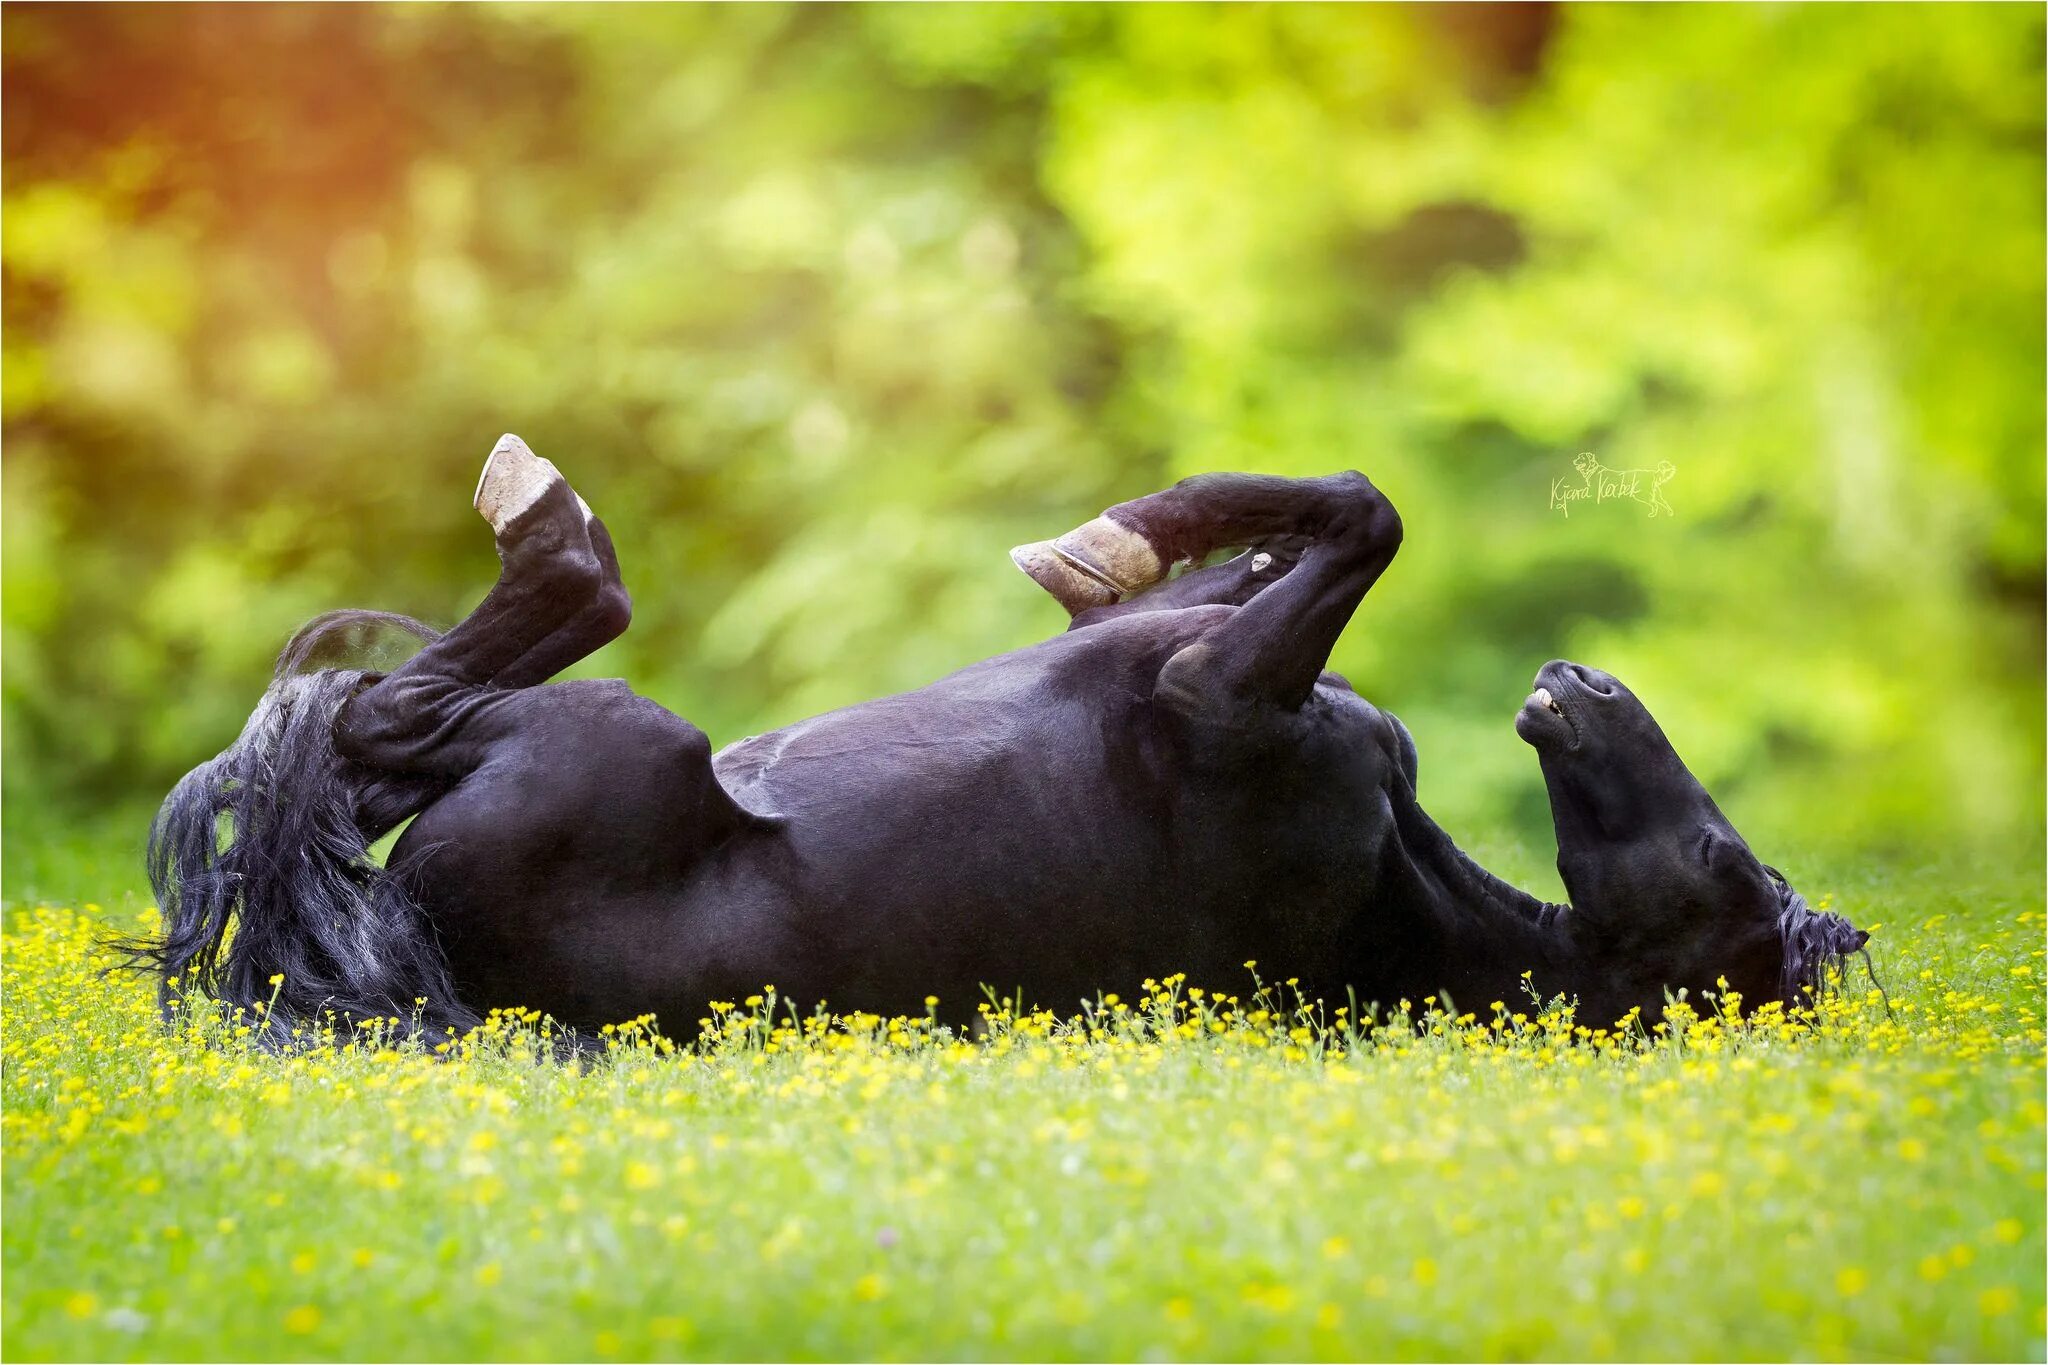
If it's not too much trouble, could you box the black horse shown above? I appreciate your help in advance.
[139,436,1867,1039]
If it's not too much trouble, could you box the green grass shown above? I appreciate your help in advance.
[2,848,2042,1362]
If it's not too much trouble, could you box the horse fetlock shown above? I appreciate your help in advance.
[1011,515,1167,615]
[474,432,570,535]
[589,580,633,646]
[539,546,608,607]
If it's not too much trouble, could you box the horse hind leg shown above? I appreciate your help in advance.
[334,434,616,777]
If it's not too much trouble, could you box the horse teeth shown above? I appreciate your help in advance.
[1535,687,1560,714]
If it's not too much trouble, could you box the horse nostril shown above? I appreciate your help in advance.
[1569,663,1615,696]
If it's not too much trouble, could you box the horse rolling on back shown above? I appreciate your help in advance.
[137,435,1869,1041]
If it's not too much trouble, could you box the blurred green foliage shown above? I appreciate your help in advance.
[3,3,2041,872]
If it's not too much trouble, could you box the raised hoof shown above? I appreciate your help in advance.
[1010,541,1122,614]
[1010,515,1166,615]
[474,433,569,534]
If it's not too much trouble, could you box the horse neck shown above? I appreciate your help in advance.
[1383,782,1582,1004]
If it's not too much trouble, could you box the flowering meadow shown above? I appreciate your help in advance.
[3,856,2042,1362]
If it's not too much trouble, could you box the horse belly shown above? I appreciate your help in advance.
[684,733,1386,1023]
[725,756,1165,1014]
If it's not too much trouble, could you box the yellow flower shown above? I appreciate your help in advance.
[476,1262,502,1287]
[63,1292,97,1320]
[1836,1267,1867,1297]
[854,1273,888,1302]
[290,1251,316,1275]
[283,1305,320,1334]
[1992,1218,2024,1244]
[1413,1257,1439,1286]
[1980,1287,2018,1316]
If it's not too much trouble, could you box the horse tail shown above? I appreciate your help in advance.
[118,609,481,1044]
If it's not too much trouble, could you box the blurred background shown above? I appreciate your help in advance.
[3,3,2041,898]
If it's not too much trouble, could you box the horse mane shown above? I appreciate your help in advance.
[113,609,479,1046]
[1766,865,1878,1006]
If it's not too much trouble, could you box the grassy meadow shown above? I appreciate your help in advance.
[4,848,2041,1362]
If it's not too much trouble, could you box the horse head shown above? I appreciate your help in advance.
[1516,660,1868,1013]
